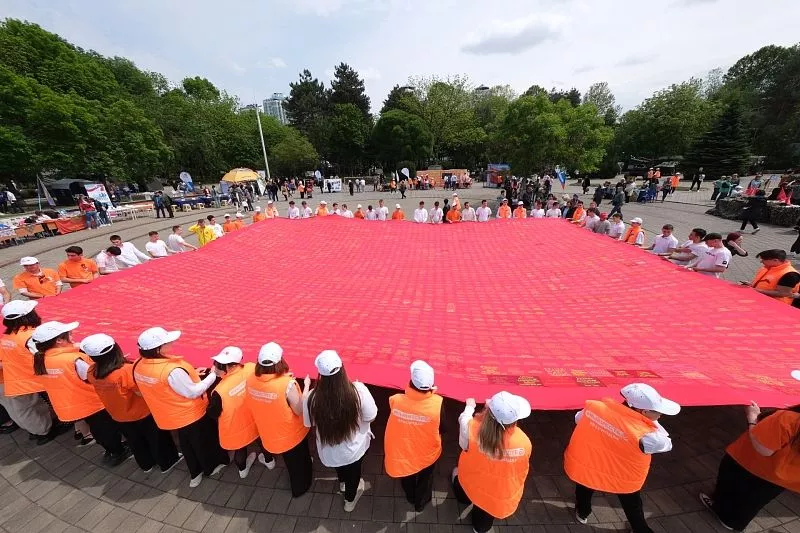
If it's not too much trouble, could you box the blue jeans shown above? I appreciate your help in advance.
[84,211,98,227]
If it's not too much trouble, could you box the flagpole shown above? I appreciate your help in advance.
[254,101,272,181]
[36,175,42,210]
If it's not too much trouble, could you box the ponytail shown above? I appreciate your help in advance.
[31,333,71,376]
[33,350,47,376]
[477,409,508,459]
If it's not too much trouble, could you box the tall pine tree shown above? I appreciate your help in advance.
[329,63,371,121]
[284,69,329,157]
[684,100,751,178]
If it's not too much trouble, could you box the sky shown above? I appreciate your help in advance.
[5,0,800,112]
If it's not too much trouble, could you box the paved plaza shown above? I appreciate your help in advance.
[0,184,799,533]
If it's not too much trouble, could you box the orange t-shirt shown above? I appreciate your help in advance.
[513,207,526,218]
[726,410,800,492]
[316,208,329,217]
[391,210,404,220]
[13,268,61,296]
[234,220,244,230]
[354,211,365,219]
[57,259,98,288]
[252,213,266,223]
[223,221,237,232]
[498,205,512,218]
[446,209,461,223]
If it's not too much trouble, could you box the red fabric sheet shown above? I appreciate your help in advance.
[54,216,87,234]
[37,217,800,409]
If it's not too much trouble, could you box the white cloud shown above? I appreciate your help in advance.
[259,57,286,69]
[615,55,655,67]
[462,16,563,55]
[231,62,247,74]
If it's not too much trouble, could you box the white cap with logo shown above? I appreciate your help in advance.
[138,327,181,351]
[255,206,262,211]
[314,350,342,376]
[791,370,800,381]
[258,342,283,365]
[80,333,116,358]
[395,204,401,209]
[212,346,244,365]
[487,391,531,426]
[32,321,79,343]
[410,360,434,390]
[235,212,243,218]
[20,256,39,266]
[630,217,643,224]
[620,383,680,415]
[1,300,37,319]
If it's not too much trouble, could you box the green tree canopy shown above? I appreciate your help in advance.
[370,110,433,170]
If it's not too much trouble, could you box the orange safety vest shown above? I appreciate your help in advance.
[316,208,328,217]
[134,357,208,430]
[497,205,512,219]
[751,261,800,305]
[245,372,309,453]
[513,207,527,219]
[214,363,259,450]
[0,328,45,396]
[265,208,279,219]
[354,211,365,219]
[571,207,585,223]
[86,362,151,423]
[623,226,645,245]
[234,220,244,230]
[40,346,105,422]
[252,213,266,223]
[446,209,461,223]
[563,399,655,493]
[457,418,532,519]
[223,221,237,232]
[391,210,404,220]
[384,387,443,478]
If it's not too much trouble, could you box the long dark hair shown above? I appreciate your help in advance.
[3,311,42,335]
[33,333,70,376]
[476,408,509,459]
[255,359,290,376]
[89,343,126,380]
[308,367,360,446]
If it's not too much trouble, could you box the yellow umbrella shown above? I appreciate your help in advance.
[221,168,260,183]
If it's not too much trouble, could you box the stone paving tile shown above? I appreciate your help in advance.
[201,506,236,533]
[181,503,216,532]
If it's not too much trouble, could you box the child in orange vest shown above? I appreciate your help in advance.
[564,383,680,533]
[384,360,443,511]
[452,391,533,533]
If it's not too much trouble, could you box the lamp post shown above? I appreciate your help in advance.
[254,102,272,181]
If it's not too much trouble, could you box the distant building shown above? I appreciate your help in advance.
[239,103,260,113]
[263,93,288,124]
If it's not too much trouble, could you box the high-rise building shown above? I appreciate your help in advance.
[263,93,288,124]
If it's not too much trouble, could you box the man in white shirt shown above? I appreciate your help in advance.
[365,205,378,220]
[145,231,173,258]
[583,208,601,231]
[377,199,389,221]
[341,204,354,218]
[666,228,708,265]
[475,200,492,222]
[607,213,626,239]
[206,215,224,238]
[413,201,429,223]
[545,202,562,218]
[287,200,301,219]
[686,233,731,278]
[167,225,196,252]
[109,235,149,265]
[429,201,443,224]
[96,246,135,274]
[646,224,679,255]
[461,201,476,222]
[531,201,545,218]
[331,202,342,216]
[300,201,313,218]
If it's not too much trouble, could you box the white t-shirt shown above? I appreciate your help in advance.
[476,206,491,222]
[365,210,378,220]
[670,241,709,266]
[413,208,429,223]
[342,210,353,219]
[167,234,187,252]
[584,215,600,231]
[461,207,476,221]
[287,206,300,219]
[120,242,149,265]
[531,209,545,218]
[145,240,170,258]
[95,252,127,273]
[693,246,732,278]
[301,207,313,218]
[608,221,626,239]
[210,223,224,238]
[377,206,389,221]
[651,234,679,254]
[545,208,562,218]
[303,381,378,468]
[429,208,443,224]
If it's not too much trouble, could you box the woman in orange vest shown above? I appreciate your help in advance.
[452,391,532,533]
[246,342,312,497]
[252,206,266,223]
[570,200,586,224]
[31,321,129,464]
[745,249,800,305]
[133,327,229,487]
[622,218,646,246]
[564,383,680,533]
[496,198,512,219]
[81,333,181,473]
[384,360,443,511]
[513,200,527,218]
[354,205,365,219]
[391,204,405,220]
[206,346,262,479]
[265,200,280,218]
[700,371,800,531]
[316,201,329,216]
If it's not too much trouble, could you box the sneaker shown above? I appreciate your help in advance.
[189,474,202,488]
[0,422,19,434]
[339,482,346,494]
[343,478,365,512]
[107,448,132,467]
[575,511,589,525]
[239,452,257,479]
[161,454,184,474]
[210,463,226,477]
[451,466,458,485]
[699,493,733,531]
[143,466,155,474]
[73,431,83,441]
[258,452,276,470]
[78,435,95,447]
[752,227,760,234]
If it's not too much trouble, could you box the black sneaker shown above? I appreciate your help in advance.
[107,447,132,467]
[73,430,83,441]
[78,435,95,447]
[0,422,19,434]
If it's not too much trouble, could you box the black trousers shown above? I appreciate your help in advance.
[711,189,720,200]
[608,205,623,218]
[791,232,800,254]
[399,461,436,511]
[712,453,784,531]
[119,415,180,472]
[281,436,313,497]
[740,216,759,230]
[177,416,229,478]
[155,206,167,218]
[452,475,494,533]
[690,177,701,190]
[575,483,652,533]
[85,409,125,455]
[335,455,364,502]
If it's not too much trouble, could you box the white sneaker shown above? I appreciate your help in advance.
[210,463,226,477]
[339,482,346,494]
[451,467,458,485]
[189,474,202,488]
[343,478,365,512]
[239,452,257,479]
[575,511,589,525]
[258,453,276,470]
[142,466,154,474]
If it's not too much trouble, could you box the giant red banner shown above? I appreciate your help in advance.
[37,217,800,409]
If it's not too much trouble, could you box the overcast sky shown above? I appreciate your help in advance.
[6,0,800,112]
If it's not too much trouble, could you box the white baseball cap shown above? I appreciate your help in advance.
[395,204,401,209]
[791,370,800,381]
[20,256,39,266]
[212,346,243,365]
[255,206,262,211]
[314,350,342,376]
[518,201,524,205]
[267,200,274,204]
[410,360,434,390]
[487,391,531,426]
[80,333,116,358]
[620,383,680,415]
[453,193,458,196]
[1,300,37,319]
[224,214,231,218]
[236,212,243,218]
[138,327,181,350]
[357,204,362,209]
[258,342,283,365]
[32,321,79,343]
[630,217,643,224]
[320,200,327,205]
[502,198,508,202]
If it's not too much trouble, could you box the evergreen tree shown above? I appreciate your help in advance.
[380,84,421,116]
[684,100,751,178]
[284,69,329,156]
[329,63,371,121]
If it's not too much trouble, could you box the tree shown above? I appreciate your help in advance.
[182,76,220,101]
[381,84,421,116]
[329,63,371,120]
[328,103,369,174]
[271,129,319,176]
[583,82,621,125]
[284,69,329,155]
[523,85,548,98]
[684,100,751,178]
[549,87,581,107]
[370,110,433,170]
